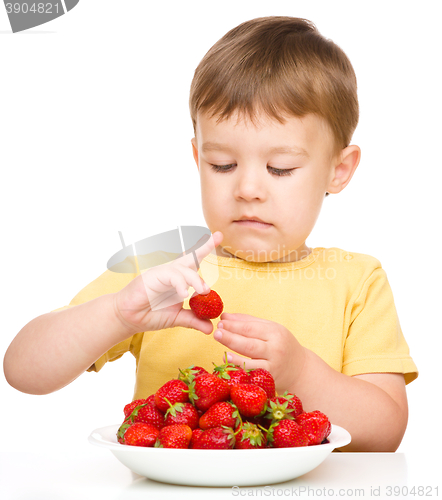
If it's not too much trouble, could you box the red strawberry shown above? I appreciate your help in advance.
[145,394,156,405]
[248,368,276,398]
[188,372,230,411]
[154,379,189,413]
[123,398,148,418]
[230,384,267,418]
[213,359,251,387]
[118,422,159,447]
[189,290,223,320]
[295,410,331,445]
[155,424,192,449]
[189,428,204,448]
[123,401,165,430]
[178,365,208,385]
[265,393,303,423]
[164,401,199,430]
[235,422,267,449]
[199,401,240,430]
[267,419,309,448]
[192,426,236,449]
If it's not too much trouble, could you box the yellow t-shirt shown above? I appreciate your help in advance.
[54,247,418,400]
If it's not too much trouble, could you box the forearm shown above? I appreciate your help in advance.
[3,293,135,395]
[290,349,407,452]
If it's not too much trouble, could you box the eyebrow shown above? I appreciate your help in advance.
[201,142,310,158]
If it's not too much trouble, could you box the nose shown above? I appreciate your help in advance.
[233,164,267,202]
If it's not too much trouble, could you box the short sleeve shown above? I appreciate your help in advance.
[51,268,139,373]
[87,332,144,373]
[342,267,418,384]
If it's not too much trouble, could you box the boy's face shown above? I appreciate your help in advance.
[192,110,352,263]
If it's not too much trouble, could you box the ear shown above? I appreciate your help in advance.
[191,138,199,172]
[326,145,361,194]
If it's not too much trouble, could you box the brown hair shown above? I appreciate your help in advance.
[189,16,359,163]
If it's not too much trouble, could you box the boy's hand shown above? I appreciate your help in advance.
[212,313,306,395]
[114,231,223,335]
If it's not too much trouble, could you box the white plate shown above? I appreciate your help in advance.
[88,423,351,486]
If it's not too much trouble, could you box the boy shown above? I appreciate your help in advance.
[3,16,417,452]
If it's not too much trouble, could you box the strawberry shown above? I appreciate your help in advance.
[248,368,276,398]
[235,422,267,449]
[155,424,193,449]
[189,290,223,320]
[295,410,331,445]
[230,384,267,418]
[188,372,230,411]
[265,392,303,422]
[118,422,159,447]
[124,401,165,430]
[164,401,199,430]
[213,359,251,387]
[189,428,204,448]
[154,379,189,413]
[145,394,156,406]
[267,419,309,448]
[199,401,241,430]
[123,398,148,418]
[192,426,236,449]
[178,365,208,385]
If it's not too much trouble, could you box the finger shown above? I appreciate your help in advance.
[220,312,270,323]
[168,271,191,299]
[172,264,209,296]
[185,231,218,257]
[213,327,267,359]
[225,352,269,371]
[174,309,214,335]
[182,231,223,270]
[216,319,269,341]
[194,231,223,263]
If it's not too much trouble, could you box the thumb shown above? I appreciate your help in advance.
[174,309,215,335]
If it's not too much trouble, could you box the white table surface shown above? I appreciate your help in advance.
[1,444,440,500]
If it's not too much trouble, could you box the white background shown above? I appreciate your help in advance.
[0,0,440,481]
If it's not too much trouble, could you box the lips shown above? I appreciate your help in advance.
[234,217,272,227]
[235,216,270,224]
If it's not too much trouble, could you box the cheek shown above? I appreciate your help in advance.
[199,172,228,221]
[278,181,324,227]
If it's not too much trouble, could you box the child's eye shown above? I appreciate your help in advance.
[268,167,295,177]
[209,164,295,176]
[210,163,236,172]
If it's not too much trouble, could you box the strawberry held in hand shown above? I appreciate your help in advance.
[189,289,223,320]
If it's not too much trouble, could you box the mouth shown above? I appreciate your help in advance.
[233,217,273,228]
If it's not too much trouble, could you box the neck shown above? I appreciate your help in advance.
[215,243,312,263]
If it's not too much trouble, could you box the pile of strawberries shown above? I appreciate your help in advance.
[117,360,331,449]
